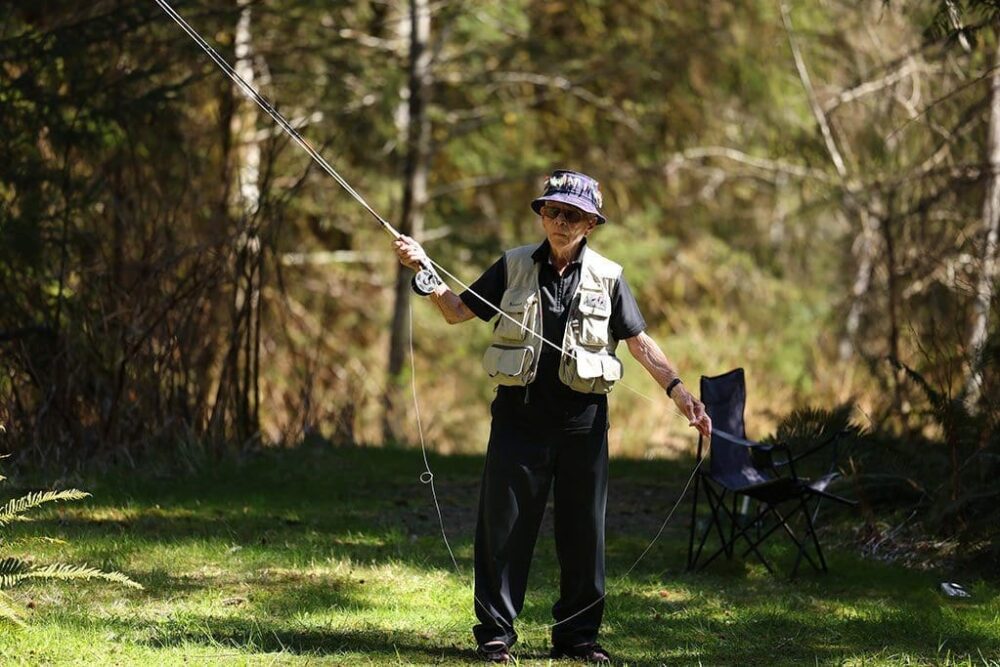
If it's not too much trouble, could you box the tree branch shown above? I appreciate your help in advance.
[663,145,833,183]
[779,0,849,178]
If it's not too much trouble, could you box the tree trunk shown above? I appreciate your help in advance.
[210,0,263,448]
[383,0,431,444]
[966,35,1000,405]
[839,207,879,361]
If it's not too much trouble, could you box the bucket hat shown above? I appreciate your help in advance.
[530,169,606,224]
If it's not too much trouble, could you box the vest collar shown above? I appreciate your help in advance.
[531,237,589,266]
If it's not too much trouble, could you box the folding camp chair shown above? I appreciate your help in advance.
[685,368,856,576]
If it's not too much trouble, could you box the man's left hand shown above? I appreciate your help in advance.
[672,387,712,438]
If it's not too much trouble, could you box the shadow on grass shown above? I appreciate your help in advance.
[74,577,997,666]
[13,446,999,664]
[518,568,999,665]
[62,612,476,663]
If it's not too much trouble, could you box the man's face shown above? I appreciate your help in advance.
[539,203,597,254]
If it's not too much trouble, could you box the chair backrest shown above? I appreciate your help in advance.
[700,368,771,488]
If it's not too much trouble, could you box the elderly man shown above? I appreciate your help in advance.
[393,169,711,664]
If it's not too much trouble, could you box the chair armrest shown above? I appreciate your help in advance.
[771,429,851,484]
[770,429,846,465]
[713,430,793,472]
[785,429,848,465]
[807,487,858,507]
[713,429,779,452]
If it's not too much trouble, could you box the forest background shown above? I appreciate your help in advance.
[2,0,1000,567]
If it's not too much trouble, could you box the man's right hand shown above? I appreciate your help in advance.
[393,235,427,271]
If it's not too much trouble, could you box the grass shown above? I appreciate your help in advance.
[0,445,998,666]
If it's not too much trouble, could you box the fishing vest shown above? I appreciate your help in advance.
[482,243,624,394]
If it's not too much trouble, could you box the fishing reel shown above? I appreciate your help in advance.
[411,261,443,297]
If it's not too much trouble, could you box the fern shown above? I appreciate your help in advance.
[0,591,25,627]
[0,557,30,589]
[16,563,143,589]
[3,536,68,548]
[765,402,864,449]
[0,471,142,626]
[0,489,91,527]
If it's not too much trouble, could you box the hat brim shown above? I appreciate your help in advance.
[531,194,607,225]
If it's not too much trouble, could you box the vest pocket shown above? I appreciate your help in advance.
[483,344,534,382]
[494,288,537,343]
[576,288,612,347]
[560,348,622,394]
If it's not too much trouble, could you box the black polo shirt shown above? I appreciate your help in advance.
[460,239,647,432]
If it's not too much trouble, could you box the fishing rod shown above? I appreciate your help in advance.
[151,0,445,296]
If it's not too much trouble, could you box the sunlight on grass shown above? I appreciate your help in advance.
[0,448,997,665]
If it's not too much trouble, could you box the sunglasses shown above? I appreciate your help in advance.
[540,205,590,224]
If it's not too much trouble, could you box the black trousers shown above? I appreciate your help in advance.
[472,400,609,648]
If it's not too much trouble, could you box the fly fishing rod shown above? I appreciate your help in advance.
[151,0,444,295]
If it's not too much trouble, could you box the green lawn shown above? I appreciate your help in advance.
[1,446,997,666]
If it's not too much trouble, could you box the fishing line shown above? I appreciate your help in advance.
[408,298,704,632]
[156,0,711,634]
[153,0,397,237]
[155,0,720,434]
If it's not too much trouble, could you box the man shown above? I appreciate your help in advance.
[393,169,711,664]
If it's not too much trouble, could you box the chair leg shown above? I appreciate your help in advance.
[699,485,727,567]
[726,507,781,574]
[736,502,820,575]
[697,489,835,577]
[800,495,829,573]
[787,501,810,577]
[771,502,822,576]
[697,485,740,570]
[691,486,834,578]
[691,511,714,568]
[707,486,732,557]
[810,492,823,526]
[690,480,727,570]
[705,492,775,574]
[691,488,719,569]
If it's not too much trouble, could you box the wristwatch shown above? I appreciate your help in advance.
[666,377,683,398]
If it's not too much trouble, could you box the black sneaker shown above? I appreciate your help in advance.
[476,640,511,664]
[551,641,611,663]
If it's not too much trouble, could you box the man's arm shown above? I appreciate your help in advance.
[625,332,712,437]
[429,283,477,324]
[393,235,476,324]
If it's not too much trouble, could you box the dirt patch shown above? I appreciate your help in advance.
[396,476,692,541]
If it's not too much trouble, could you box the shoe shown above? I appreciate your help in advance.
[476,640,511,664]
[551,641,611,663]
